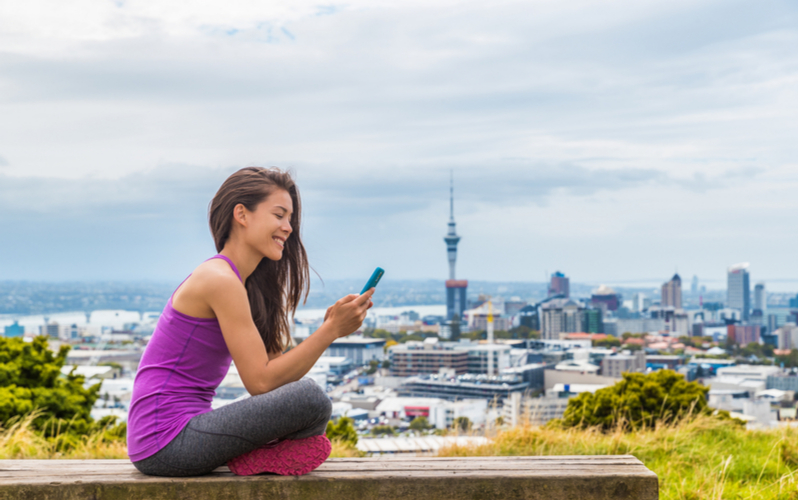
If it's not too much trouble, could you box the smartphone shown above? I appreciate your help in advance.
[361,267,385,294]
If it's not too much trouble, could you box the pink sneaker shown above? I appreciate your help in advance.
[227,435,332,476]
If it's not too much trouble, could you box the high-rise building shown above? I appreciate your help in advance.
[3,321,24,337]
[753,283,766,315]
[590,285,619,312]
[446,280,468,324]
[631,293,651,313]
[691,275,699,295]
[541,299,584,339]
[661,274,682,308]
[768,314,779,333]
[582,308,603,333]
[444,174,467,323]
[548,271,569,298]
[727,263,750,321]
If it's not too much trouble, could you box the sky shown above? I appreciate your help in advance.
[0,0,797,292]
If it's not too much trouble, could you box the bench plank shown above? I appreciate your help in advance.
[0,456,658,500]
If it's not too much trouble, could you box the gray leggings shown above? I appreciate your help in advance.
[132,378,332,477]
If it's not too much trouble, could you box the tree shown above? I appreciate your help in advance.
[383,339,398,353]
[326,417,358,446]
[0,336,101,436]
[557,370,726,431]
[370,425,396,436]
[593,336,621,348]
[508,325,539,339]
[453,416,472,433]
[775,349,798,368]
[621,332,646,341]
[740,342,773,359]
[365,360,379,375]
[409,416,430,432]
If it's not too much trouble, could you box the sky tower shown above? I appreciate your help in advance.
[444,172,468,331]
[444,172,461,280]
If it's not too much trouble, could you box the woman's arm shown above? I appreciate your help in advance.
[201,268,373,396]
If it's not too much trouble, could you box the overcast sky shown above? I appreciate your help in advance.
[0,0,797,292]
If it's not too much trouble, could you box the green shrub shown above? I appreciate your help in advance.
[0,337,100,435]
[326,417,358,446]
[557,370,728,431]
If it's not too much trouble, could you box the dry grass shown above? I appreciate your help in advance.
[0,412,128,459]
[329,439,364,458]
[0,411,364,460]
[438,414,798,500]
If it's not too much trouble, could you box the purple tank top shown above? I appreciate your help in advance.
[127,255,241,462]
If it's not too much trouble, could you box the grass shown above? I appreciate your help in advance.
[0,412,128,459]
[438,414,798,500]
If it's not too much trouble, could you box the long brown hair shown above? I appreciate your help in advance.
[208,167,309,353]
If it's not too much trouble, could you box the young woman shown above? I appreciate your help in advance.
[127,167,374,477]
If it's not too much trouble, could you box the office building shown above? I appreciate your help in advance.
[716,364,781,382]
[325,336,386,365]
[466,344,511,375]
[503,392,570,426]
[661,274,682,308]
[615,317,666,335]
[541,299,584,340]
[601,351,646,378]
[548,271,569,298]
[3,321,24,337]
[727,325,760,347]
[518,305,539,331]
[727,263,750,322]
[767,372,798,393]
[398,373,529,402]
[775,325,798,350]
[753,283,766,315]
[768,314,779,333]
[590,285,619,312]
[691,275,699,294]
[631,293,651,313]
[388,340,469,377]
[501,363,547,391]
[582,308,603,334]
[446,280,468,325]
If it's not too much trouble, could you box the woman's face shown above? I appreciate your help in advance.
[242,189,294,261]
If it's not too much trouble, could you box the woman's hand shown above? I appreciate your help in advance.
[324,289,375,338]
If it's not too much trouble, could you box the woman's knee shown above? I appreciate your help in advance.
[299,379,332,418]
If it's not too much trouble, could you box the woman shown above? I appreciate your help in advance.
[127,167,374,477]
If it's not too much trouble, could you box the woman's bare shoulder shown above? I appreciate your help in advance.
[188,260,243,297]
[172,259,242,317]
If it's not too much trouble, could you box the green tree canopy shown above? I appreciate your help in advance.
[370,425,396,436]
[0,336,101,436]
[409,416,430,432]
[557,370,723,431]
[326,416,358,446]
[593,336,621,348]
[453,416,472,432]
[776,349,798,368]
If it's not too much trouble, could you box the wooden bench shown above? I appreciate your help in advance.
[0,456,658,500]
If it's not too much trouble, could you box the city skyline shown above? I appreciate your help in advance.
[0,1,796,287]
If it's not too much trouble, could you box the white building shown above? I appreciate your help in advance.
[325,336,386,365]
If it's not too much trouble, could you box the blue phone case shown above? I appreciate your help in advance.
[361,267,385,294]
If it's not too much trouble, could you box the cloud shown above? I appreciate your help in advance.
[0,0,794,284]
